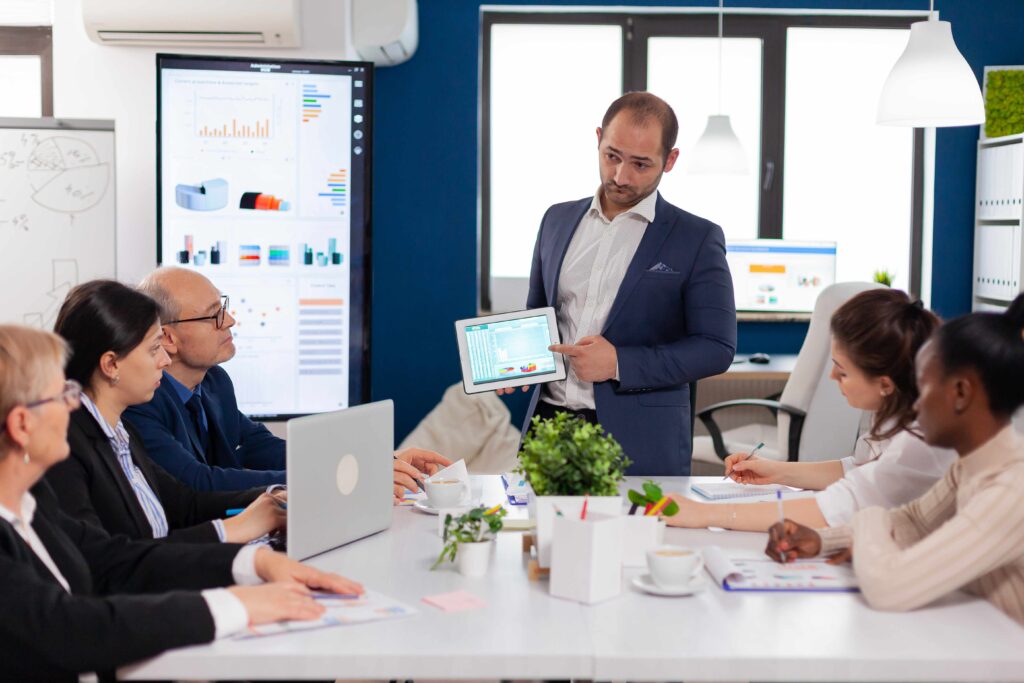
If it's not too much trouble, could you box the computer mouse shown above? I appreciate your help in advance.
[749,352,771,364]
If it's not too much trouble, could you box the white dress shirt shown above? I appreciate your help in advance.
[543,188,658,410]
[814,422,958,527]
[0,491,259,639]
[0,492,71,591]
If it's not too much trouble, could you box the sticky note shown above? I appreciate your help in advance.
[421,590,487,613]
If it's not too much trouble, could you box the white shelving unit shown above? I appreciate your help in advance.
[973,131,1024,311]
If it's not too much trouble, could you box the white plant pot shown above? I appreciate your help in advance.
[529,495,623,568]
[456,540,493,577]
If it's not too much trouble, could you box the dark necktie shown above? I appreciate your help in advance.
[185,394,210,462]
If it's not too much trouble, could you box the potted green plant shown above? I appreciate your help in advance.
[516,412,632,568]
[872,269,894,287]
[627,480,679,517]
[432,505,506,577]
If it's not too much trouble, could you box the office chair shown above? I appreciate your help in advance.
[693,281,883,464]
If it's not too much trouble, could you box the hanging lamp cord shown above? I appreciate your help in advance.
[717,0,724,114]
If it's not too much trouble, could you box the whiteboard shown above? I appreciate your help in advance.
[0,118,116,329]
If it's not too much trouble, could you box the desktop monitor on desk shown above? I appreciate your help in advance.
[726,240,837,314]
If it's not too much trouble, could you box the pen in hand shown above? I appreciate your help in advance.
[393,453,426,492]
[773,489,788,563]
[723,441,765,480]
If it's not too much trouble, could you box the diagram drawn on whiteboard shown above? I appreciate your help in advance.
[27,137,110,214]
[23,259,79,329]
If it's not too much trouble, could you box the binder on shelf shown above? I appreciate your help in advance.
[977,141,1023,221]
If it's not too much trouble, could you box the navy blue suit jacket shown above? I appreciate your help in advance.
[525,193,737,475]
[123,366,285,491]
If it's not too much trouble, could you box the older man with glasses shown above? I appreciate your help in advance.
[125,268,449,495]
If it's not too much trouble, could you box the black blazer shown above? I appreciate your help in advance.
[45,408,260,543]
[0,481,241,682]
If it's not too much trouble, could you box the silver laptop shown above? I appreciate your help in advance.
[285,400,394,560]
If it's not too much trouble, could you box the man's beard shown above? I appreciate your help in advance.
[602,177,657,207]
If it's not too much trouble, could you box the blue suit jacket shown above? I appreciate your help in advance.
[124,366,286,491]
[525,193,737,475]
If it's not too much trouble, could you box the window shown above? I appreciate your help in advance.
[481,11,926,313]
[0,26,53,117]
[485,18,624,313]
[783,27,916,291]
[647,36,763,241]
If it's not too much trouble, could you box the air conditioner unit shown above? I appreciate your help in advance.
[352,0,417,66]
[81,0,301,47]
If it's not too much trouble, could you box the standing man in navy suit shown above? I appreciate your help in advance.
[125,268,449,496]
[502,92,737,475]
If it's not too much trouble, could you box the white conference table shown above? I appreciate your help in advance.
[121,476,1024,681]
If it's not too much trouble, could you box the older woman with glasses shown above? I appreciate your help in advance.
[0,324,362,681]
[46,280,284,544]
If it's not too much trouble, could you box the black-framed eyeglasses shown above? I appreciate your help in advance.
[25,379,82,410]
[164,295,230,329]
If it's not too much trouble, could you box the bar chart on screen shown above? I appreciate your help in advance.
[159,55,368,418]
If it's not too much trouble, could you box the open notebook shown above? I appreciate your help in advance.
[704,546,859,592]
[691,482,791,500]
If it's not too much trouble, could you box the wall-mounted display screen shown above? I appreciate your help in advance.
[157,54,372,418]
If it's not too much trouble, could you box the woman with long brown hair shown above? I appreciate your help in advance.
[665,289,956,531]
[768,294,1024,626]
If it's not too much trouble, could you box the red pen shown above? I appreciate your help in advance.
[580,494,589,520]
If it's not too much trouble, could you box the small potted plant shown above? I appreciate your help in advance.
[627,480,679,517]
[432,505,506,577]
[516,412,632,568]
[873,269,894,287]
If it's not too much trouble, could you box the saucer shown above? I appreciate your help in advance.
[632,572,707,597]
[413,500,440,515]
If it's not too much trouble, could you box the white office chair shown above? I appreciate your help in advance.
[693,281,884,465]
[398,382,521,474]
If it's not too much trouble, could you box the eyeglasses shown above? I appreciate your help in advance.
[25,379,82,411]
[164,295,230,329]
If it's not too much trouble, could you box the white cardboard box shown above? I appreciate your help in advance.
[550,513,624,604]
[531,495,622,568]
[621,515,665,567]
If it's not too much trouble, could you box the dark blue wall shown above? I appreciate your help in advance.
[372,0,1024,440]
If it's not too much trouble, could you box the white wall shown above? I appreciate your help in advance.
[52,0,357,285]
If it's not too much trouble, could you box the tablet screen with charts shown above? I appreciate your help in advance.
[455,308,566,394]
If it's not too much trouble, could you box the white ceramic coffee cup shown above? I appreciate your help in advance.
[424,478,467,508]
[646,545,703,588]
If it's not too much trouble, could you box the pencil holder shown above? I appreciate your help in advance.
[621,515,665,567]
[530,495,622,568]
[549,513,623,604]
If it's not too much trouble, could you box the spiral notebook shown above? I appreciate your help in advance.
[691,482,789,500]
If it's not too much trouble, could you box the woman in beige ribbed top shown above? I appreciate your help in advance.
[767,294,1024,627]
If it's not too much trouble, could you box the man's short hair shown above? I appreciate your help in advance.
[137,267,183,324]
[601,92,679,162]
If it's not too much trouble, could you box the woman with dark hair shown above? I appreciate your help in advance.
[0,324,362,681]
[665,289,956,531]
[46,280,283,544]
[767,293,1024,626]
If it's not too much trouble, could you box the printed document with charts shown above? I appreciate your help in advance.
[704,546,859,593]
[237,590,417,638]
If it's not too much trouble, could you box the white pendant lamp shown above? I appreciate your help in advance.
[876,1,984,127]
[688,0,748,174]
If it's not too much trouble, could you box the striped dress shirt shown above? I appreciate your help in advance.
[819,425,1024,626]
[79,394,170,539]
